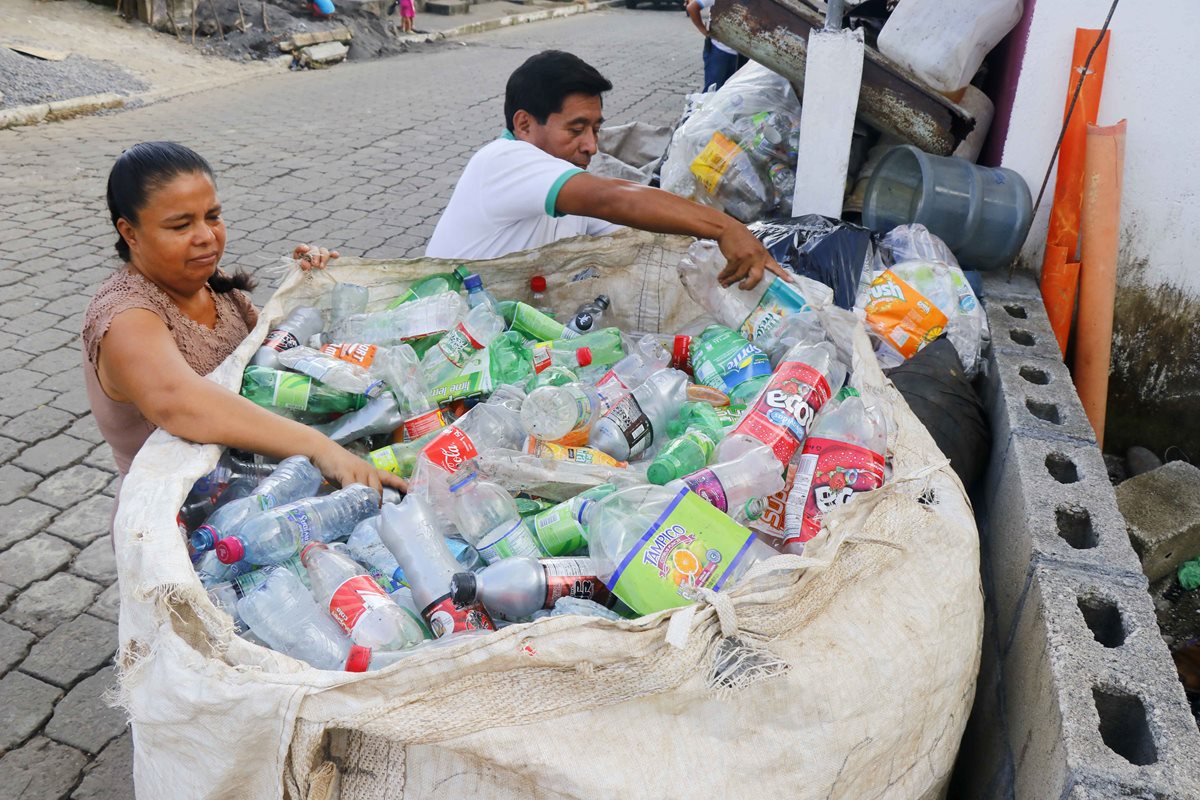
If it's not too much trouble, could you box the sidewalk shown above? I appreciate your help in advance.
[398,0,619,43]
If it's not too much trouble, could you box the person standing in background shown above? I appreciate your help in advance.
[686,0,745,91]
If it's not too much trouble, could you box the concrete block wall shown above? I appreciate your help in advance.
[953,272,1200,799]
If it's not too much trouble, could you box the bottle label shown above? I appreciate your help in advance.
[691,330,771,394]
[749,462,797,542]
[428,349,492,404]
[403,408,447,439]
[672,335,693,374]
[510,303,565,341]
[422,593,495,639]
[288,353,336,382]
[690,131,746,194]
[262,328,300,354]
[477,519,545,564]
[530,343,553,374]
[321,342,378,368]
[592,372,628,415]
[368,447,401,475]
[607,489,758,615]
[437,322,485,368]
[269,371,313,410]
[740,279,811,342]
[543,559,614,608]
[531,507,587,556]
[864,270,949,359]
[678,468,728,513]
[784,438,885,546]
[327,575,393,636]
[731,361,832,464]
[284,507,317,543]
[421,426,479,474]
[525,438,626,468]
[602,394,654,458]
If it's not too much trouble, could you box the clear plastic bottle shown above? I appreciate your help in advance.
[677,240,832,343]
[330,282,370,327]
[665,444,785,522]
[421,302,506,388]
[333,291,467,347]
[366,428,440,479]
[215,484,381,565]
[385,265,471,309]
[754,308,829,368]
[374,344,448,440]
[588,368,689,461]
[450,556,613,621]
[530,275,554,318]
[301,542,426,651]
[463,273,498,311]
[236,568,362,670]
[190,456,323,552]
[276,346,387,398]
[313,392,404,446]
[378,496,496,638]
[583,484,777,616]
[782,388,887,555]
[647,405,726,485]
[527,484,616,556]
[251,306,324,369]
[448,471,545,564]
[415,401,526,477]
[714,340,847,467]
[566,295,611,336]
[207,554,307,631]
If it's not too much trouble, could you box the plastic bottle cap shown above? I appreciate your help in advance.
[448,471,477,493]
[575,347,592,367]
[450,572,477,606]
[464,274,482,290]
[345,645,372,672]
[646,461,673,485]
[299,542,323,563]
[190,526,215,552]
[214,537,244,565]
[595,295,610,310]
[530,276,547,293]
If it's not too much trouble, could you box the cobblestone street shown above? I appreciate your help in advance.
[0,9,697,797]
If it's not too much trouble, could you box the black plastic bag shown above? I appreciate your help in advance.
[885,335,990,490]
[748,215,877,310]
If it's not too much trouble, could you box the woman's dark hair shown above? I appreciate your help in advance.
[106,141,256,294]
[504,50,612,133]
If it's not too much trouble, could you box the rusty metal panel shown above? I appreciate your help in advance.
[710,0,976,156]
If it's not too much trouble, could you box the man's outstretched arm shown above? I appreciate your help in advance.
[556,171,786,290]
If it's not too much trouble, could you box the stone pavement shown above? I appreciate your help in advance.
[0,7,699,797]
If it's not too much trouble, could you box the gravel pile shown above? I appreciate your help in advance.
[0,47,149,108]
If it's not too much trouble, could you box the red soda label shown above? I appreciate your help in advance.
[672,335,693,374]
[750,463,797,542]
[785,438,884,546]
[321,342,378,368]
[403,407,447,439]
[421,425,479,473]
[262,329,300,353]
[679,468,728,513]
[422,593,496,639]
[731,361,832,464]
[543,559,615,608]
[328,575,393,636]
[531,344,553,374]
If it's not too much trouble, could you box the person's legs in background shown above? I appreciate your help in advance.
[702,39,740,91]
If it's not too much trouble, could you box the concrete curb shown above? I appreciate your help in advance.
[0,0,619,131]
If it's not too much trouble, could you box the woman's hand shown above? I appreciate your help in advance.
[293,244,339,271]
[310,439,408,500]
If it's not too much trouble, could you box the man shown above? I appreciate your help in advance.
[425,50,783,290]
[686,0,744,91]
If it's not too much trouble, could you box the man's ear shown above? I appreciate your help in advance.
[512,109,534,139]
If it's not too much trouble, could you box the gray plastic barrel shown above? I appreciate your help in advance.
[862,145,1033,270]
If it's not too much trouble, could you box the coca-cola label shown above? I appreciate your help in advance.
[437,322,484,367]
[403,408,447,439]
[543,559,614,608]
[422,592,495,639]
[262,329,300,354]
[732,361,832,464]
[785,438,884,546]
[421,426,479,473]
[328,575,392,635]
[603,394,653,457]
[678,468,728,513]
[321,342,378,368]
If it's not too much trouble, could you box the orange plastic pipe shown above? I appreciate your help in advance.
[1074,120,1126,448]
[1040,29,1111,356]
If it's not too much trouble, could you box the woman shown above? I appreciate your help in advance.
[82,141,404,513]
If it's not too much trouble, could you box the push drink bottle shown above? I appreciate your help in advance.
[588,368,689,461]
[251,306,324,369]
[450,556,613,621]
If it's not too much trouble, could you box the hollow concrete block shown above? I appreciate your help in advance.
[981,277,1062,363]
[983,348,1098,450]
[1115,461,1200,583]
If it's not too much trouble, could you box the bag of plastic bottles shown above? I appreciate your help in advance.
[660,63,803,222]
[113,228,980,800]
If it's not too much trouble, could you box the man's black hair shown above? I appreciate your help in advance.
[106,141,255,294]
[504,50,613,132]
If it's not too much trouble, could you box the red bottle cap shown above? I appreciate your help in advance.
[344,645,371,672]
[530,276,547,293]
[575,347,593,367]
[299,542,323,564]
[214,537,244,565]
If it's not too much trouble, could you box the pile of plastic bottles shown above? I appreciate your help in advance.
[183,252,898,672]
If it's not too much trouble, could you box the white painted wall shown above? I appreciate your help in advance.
[999,0,1200,293]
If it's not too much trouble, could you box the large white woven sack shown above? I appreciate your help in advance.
[112,229,982,800]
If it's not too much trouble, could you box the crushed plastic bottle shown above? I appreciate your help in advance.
[335,291,467,346]
[421,302,506,389]
[385,265,470,309]
[190,456,323,552]
[241,365,369,415]
[647,403,726,485]
[688,325,773,405]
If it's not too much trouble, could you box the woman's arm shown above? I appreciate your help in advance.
[97,308,404,495]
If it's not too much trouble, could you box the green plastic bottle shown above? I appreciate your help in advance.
[529,327,626,373]
[386,265,471,309]
[241,366,368,414]
[365,428,441,478]
[428,331,534,403]
[647,404,726,485]
[528,483,619,557]
[689,325,773,405]
[498,300,568,342]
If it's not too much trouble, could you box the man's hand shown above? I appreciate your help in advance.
[714,222,789,290]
